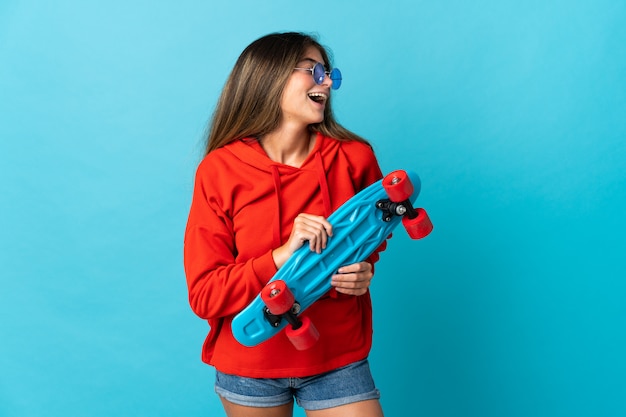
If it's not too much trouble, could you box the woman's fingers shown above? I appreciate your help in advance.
[291,214,333,253]
[273,213,333,269]
[331,262,374,296]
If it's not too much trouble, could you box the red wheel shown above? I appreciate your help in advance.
[261,280,294,315]
[383,170,413,202]
[286,316,320,350]
[402,208,433,239]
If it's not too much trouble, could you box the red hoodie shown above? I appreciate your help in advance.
[183,132,385,378]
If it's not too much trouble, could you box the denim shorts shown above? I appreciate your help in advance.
[214,359,380,410]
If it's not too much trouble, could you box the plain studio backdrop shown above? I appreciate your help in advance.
[1,1,625,416]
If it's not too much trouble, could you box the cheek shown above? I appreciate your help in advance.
[281,88,308,113]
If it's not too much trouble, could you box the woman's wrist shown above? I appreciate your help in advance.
[271,245,290,269]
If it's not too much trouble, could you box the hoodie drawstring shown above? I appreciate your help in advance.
[314,151,332,217]
[269,151,333,248]
[271,165,283,248]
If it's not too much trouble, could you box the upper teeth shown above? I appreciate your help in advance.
[309,93,327,100]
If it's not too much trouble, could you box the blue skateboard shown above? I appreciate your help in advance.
[231,169,433,350]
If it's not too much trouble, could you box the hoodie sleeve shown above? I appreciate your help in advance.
[340,140,388,269]
[183,160,278,320]
[357,143,387,268]
[343,140,384,191]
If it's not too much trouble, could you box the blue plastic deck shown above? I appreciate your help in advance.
[231,170,422,347]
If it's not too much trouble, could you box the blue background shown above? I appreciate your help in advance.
[1,1,625,416]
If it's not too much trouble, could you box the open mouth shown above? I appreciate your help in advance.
[308,92,328,104]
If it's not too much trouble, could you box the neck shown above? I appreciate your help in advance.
[260,127,315,167]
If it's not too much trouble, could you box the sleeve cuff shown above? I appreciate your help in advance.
[251,249,279,286]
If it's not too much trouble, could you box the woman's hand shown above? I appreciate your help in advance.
[272,213,333,269]
[331,262,374,296]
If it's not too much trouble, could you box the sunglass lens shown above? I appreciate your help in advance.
[313,63,326,85]
[330,68,342,90]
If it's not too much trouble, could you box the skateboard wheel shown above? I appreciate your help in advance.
[383,170,413,202]
[286,316,320,350]
[261,280,294,315]
[402,208,433,239]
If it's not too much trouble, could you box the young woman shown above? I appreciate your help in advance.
[184,32,387,417]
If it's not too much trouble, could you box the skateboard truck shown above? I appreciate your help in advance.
[377,171,420,221]
[261,280,320,350]
[375,199,419,223]
[380,170,434,239]
[263,301,301,328]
